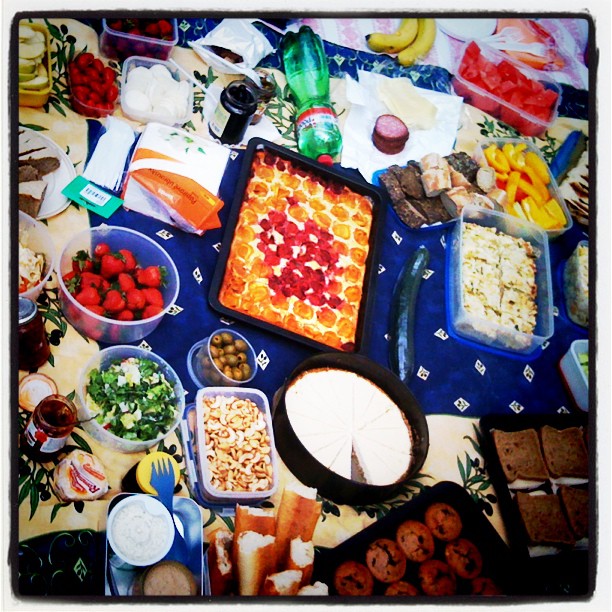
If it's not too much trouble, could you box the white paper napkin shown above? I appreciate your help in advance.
[341,70,464,183]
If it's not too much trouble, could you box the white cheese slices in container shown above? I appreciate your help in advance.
[121,56,193,126]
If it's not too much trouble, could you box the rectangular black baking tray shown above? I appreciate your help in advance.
[208,137,385,354]
[479,413,592,596]
[312,481,519,598]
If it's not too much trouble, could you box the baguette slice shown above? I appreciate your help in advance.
[259,569,302,596]
[297,581,329,596]
[275,482,322,570]
[492,428,549,483]
[208,528,234,596]
[286,537,314,587]
[232,505,276,569]
[558,485,589,540]
[516,492,575,547]
[540,425,589,479]
[236,531,276,596]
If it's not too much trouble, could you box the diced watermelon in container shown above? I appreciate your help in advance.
[451,40,562,137]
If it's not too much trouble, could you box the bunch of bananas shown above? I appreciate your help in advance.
[366,18,437,66]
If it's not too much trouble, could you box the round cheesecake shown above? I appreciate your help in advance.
[284,367,414,486]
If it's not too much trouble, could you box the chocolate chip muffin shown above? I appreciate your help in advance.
[444,538,483,580]
[365,538,407,583]
[396,519,435,563]
[424,502,463,541]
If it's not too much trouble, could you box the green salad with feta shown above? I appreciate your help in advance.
[85,356,177,441]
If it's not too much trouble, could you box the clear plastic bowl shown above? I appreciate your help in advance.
[56,226,179,344]
[18,210,56,301]
[563,240,589,327]
[106,494,174,566]
[120,56,193,126]
[452,40,561,137]
[559,339,588,412]
[194,387,278,505]
[100,18,178,63]
[475,138,573,240]
[187,328,257,388]
[448,205,554,355]
[76,345,185,453]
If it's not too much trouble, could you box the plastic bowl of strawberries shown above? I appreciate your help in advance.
[100,18,178,63]
[57,226,179,344]
[68,52,119,118]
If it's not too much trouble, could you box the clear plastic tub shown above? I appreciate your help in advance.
[563,240,589,327]
[195,387,278,505]
[447,205,554,355]
[559,339,588,412]
[56,225,179,344]
[452,40,561,137]
[475,138,573,239]
[120,56,193,126]
[18,22,53,108]
[187,328,257,388]
[76,345,185,453]
[100,18,178,63]
[18,210,56,301]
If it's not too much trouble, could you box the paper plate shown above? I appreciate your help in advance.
[20,128,77,220]
[437,18,498,42]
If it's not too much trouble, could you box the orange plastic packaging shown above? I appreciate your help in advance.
[495,19,565,71]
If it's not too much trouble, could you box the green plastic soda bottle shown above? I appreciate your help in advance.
[281,26,343,164]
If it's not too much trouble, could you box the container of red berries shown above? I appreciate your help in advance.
[57,226,180,344]
[68,52,119,118]
[100,18,178,63]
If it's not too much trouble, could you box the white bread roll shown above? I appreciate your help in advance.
[208,528,234,596]
[52,450,108,501]
[259,569,302,596]
[297,581,329,596]
[232,505,276,569]
[236,531,276,596]
[286,537,314,586]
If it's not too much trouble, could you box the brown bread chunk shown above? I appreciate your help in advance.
[540,425,588,479]
[492,429,549,483]
[516,492,575,547]
[558,485,589,540]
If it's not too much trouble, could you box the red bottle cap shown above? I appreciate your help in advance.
[317,154,334,166]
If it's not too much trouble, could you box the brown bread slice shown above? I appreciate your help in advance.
[558,485,589,540]
[18,180,47,218]
[516,492,575,547]
[492,428,549,483]
[540,425,589,479]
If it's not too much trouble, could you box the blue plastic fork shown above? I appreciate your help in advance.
[150,456,188,562]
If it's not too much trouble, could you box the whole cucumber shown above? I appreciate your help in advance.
[389,245,430,384]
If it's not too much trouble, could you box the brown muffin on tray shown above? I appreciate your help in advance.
[418,559,457,596]
[385,580,419,596]
[396,519,435,563]
[333,560,374,596]
[365,538,407,583]
[424,502,463,541]
[444,537,483,580]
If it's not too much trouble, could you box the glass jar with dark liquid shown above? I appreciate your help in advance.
[18,297,51,371]
[21,394,77,462]
[208,80,257,145]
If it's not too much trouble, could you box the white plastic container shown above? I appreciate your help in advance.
[560,339,588,412]
[475,138,573,240]
[195,387,278,505]
[106,494,174,566]
[448,205,554,355]
[18,210,56,301]
[121,56,193,126]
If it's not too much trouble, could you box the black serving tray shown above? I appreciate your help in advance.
[312,481,518,598]
[208,137,385,354]
[479,413,592,596]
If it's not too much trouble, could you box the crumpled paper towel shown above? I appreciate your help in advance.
[341,70,464,182]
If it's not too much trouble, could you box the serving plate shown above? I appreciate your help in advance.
[209,137,385,354]
[479,413,591,596]
[104,493,209,596]
[312,481,517,597]
[20,127,76,220]
[437,19,498,42]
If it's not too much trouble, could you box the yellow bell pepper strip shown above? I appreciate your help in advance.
[512,201,528,220]
[524,151,551,184]
[484,145,510,173]
[521,165,550,202]
[505,171,522,207]
[518,177,544,204]
[543,197,567,227]
[502,143,527,172]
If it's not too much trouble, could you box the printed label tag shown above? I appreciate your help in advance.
[62,176,124,219]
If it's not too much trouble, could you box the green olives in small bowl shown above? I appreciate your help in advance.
[187,328,257,388]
